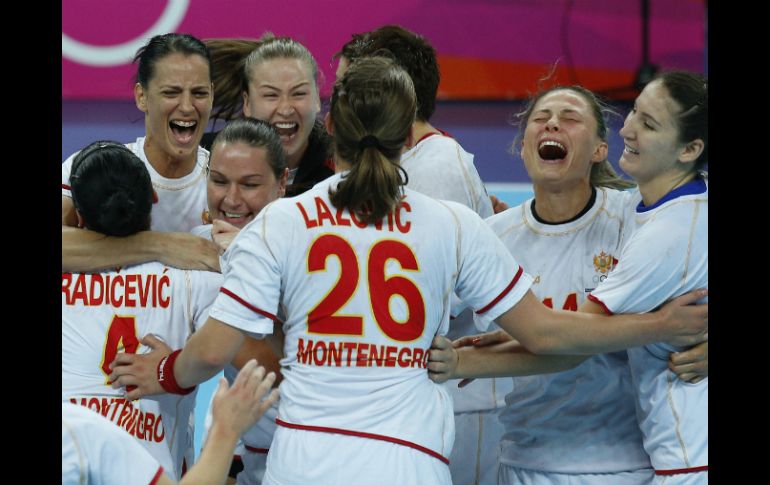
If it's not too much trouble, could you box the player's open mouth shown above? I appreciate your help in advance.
[170,120,197,145]
[223,211,253,227]
[538,140,567,160]
[274,122,299,141]
[624,144,639,155]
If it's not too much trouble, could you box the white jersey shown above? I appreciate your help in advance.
[590,179,708,476]
[63,403,164,485]
[62,136,209,233]
[402,132,493,219]
[476,187,653,475]
[401,131,505,414]
[208,173,532,482]
[62,262,222,479]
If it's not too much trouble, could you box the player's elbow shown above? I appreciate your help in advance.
[197,345,232,371]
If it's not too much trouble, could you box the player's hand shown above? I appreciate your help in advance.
[108,333,173,401]
[669,340,708,383]
[658,289,708,347]
[452,330,513,387]
[427,336,458,383]
[155,232,221,272]
[490,195,509,214]
[209,359,279,439]
[211,219,241,254]
[453,330,513,349]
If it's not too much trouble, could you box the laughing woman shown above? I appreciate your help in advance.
[62,33,221,272]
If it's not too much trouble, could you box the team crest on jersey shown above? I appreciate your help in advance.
[592,251,617,275]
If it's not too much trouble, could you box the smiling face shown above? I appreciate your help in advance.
[134,52,212,166]
[521,89,607,189]
[618,79,694,186]
[242,58,321,169]
[206,141,287,228]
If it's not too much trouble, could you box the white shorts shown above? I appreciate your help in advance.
[263,426,451,485]
[449,410,504,485]
[499,463,654,485]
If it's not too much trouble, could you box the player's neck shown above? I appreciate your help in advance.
[531,182,594,223]
[638,168,696,207]
[143,137,197,179]
[407,120,440,149]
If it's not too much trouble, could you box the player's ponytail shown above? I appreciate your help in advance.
[70,141,153,237]
[329,57,416,223]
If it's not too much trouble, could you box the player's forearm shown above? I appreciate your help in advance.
[62,226,158,272]
[497,291,667,355]
[454,342,585,379]
[175,318,246,388]
[179,423,239,485]
[522,308,664,355]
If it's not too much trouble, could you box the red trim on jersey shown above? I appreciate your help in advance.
[149,467,164,485]
[220,288,278,321]
[244,445,269,454]
[275,418,449,465]
[655,465,708,475]
[587,294,614,315]
[62,183,71,190]
[476,267,523,315]
[414,128,454,146]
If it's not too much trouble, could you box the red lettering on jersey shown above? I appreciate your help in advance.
[397,347,411,367]
[137,274,152,307]
[562,293,578,311]
[62,273,72,303]
[356,343,369,367]
[297,338,312,364]
[335,207,351,227]
[349,211,368,228]
[385,346,397,367]
[144,413,155,440]
[327,341,342,366]
[72,274,88,305]
[124,275,137,307]
[369,344,382,366]
[158,275,171,308]
[343,341,357,365]
[313,341,327,366]
[412,348,424,368]
[153,415,165,442]
[296,201,318,229]
[315,197,336,227]
[542,294,578,311]
[395,202,411,233]
[90,274,104,305]
[110,275,124,306]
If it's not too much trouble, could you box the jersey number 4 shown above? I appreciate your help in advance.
[307,234,426,342]
[101,315,139,385]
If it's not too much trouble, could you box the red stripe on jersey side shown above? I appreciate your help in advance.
[275,418,449,465]
[244,445,269,454]
[149,467,164,485]
[62,183,71,190]
[587,294,614,315]
[476,267,523,315]
[655,465,708,475]
[220,288,278,321]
